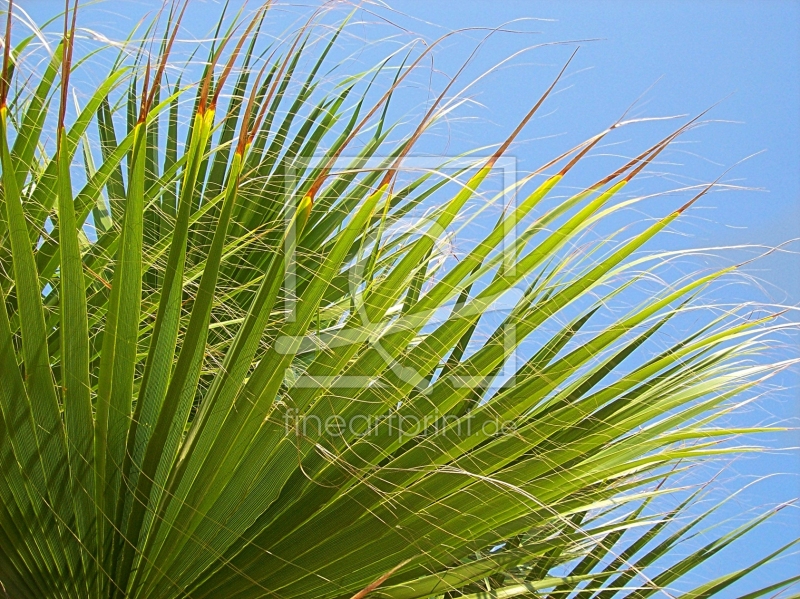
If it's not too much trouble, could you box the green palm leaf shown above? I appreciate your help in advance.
[0,2,794,598]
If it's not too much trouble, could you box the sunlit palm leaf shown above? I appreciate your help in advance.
[0,2,795,599]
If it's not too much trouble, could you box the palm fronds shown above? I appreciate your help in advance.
[0,2,795,598]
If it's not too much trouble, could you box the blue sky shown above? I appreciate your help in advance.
[17,0,800,593]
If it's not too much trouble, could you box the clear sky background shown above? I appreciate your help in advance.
[15,0,800,593]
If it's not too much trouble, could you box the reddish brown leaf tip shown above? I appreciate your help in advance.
[0,0,13,109]
[676,184,712,214]
[348,559,411,599]
[489,47,579,168]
